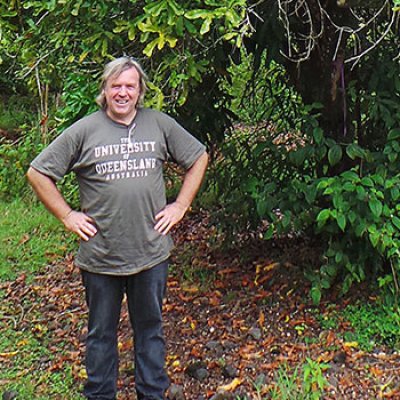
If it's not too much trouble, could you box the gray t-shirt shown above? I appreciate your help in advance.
[31,108,206,275]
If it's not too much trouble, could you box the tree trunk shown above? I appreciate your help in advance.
[283,0,355,144]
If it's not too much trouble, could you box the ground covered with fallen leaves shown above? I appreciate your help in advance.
[2,211,400,399]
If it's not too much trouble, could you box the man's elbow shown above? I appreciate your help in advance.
[200,151,209,167]
[26,166,46,186]
[26,166,35,183]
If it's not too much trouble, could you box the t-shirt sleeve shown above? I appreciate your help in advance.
[30,127,81,181]
[163,116,206,170]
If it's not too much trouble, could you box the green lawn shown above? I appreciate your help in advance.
[0,327,84,399]
[0,199,83,398]
[0,199,77,281]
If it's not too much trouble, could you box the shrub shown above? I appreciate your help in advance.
[216,46,400,304]
[343,302,400,351]
[0,128,45,200]
[0,95,34,133]
[232,126,400,304]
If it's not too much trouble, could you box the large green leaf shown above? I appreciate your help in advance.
[388,128,400,141]
[392,216,400,230]
[336,213,346,231]
[369,198,383,218]
[346,143,366,160]
[316,209,331,226]
[328,144,342,166]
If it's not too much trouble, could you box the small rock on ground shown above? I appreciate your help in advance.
[2,392,19,400]
[168,383,185,400]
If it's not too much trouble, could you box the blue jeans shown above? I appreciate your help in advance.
[81,260,170,400]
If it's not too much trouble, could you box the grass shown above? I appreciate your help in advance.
[0,198,82,398]
[342,301,400,351]
[0,198,77,281]
[270,359,330,400]
[0,324,84,399]
[313,300,400,352]
[242,358,330,400]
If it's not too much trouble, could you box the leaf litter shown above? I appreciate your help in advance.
[1,210,400,399]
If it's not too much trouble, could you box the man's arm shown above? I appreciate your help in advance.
[26,167,97,241]
[154,151,209,235]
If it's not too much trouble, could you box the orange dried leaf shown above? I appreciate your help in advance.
[18,234,30,245]
[258,311,265,327]
[371,366,384,377]
[218,268,239,275]
[182,285,199,294]
[264,262,279,271]
[217,378,242,392]
[210,296,220,306]
[0,351,19,358]
[344,341,359,349]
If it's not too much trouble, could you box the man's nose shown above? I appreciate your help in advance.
[118,86,127,95]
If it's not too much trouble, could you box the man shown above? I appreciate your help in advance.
[27,57,208,400]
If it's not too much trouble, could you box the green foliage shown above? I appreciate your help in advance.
[0,199,77,281]
[223,50,297,124]
[0,120,82,204]
[0,128,44,201]
[0,0,250,202]
[56,72,100,130]
[0,0,249,120]
[215,31,400,302]
[302,358,330,400]
[244,124,400,304]
[342,302,400,351]
[312,306,340,332]
[0,96,34,132]
[304,286,400,353]
[309,146,400,301]
[267,364,300,400]
[214,50,307,234]
[268,358,330,400]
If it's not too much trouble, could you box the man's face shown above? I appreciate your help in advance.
[104,67,141,124]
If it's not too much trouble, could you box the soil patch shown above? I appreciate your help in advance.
[1,211,399,399]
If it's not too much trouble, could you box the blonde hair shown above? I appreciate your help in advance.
[96,57,148,109]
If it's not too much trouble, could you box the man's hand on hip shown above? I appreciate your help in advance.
[154,202,188,235]
[61,211,97,241]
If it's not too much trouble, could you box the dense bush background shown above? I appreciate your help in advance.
[1,0,400,303]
